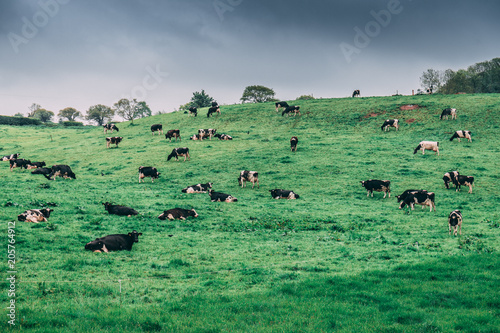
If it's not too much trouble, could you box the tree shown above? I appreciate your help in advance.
[58,107,81,121]
[135,101,152,118]
[86,104,114,126]
[420,69,443,93]
[190,90,214,108]
[113,98,150,123]
[31,109,54,122]
[14,113,24,117]
[27,103,41,117]
[240,85,276,103]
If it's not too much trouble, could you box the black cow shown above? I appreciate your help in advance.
[26,161,46,169]
[208,189,238,202]
[238,170,259,189]
[396,189,422,203]
[44,165,76,180]
[282,105,300,116]
[290,136,298,152]
[158,208,199,220]
[207,106,220,117]
[269,189,300,200]
[182,182,213,193]
[17,208,53,223]
[381,119,399,131]
[443,171,459,189]
[360,179,391,198]
[138,166,160,183]
[102,202,139,216]
[450,130,472,143]
[399,191,436,212]
[151,124,163,136]
[103,123,119,133]
[198,129,216,141]
[165,129,181,142]
[167,147,190,161]
[214,133,233,140]
[188,106,198,117]
[448,210,463,236]
[85,230,142,252]
[31,167,52,176]
[106,137,123,148]
[275,101,289,112]
[440,108,457,120]
[452,175,474,193]
[10,158,31,171]
[352,90,360,98]
[1,153,20,161]
[211,101,218,107]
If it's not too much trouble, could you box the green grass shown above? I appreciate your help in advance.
[0,93,499,332]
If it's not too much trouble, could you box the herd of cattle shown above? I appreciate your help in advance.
[2,104,475,252]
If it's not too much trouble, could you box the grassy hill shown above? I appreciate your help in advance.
[1,93,499,332]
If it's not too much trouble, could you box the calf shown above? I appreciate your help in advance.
[275,101,289,112]
[103,123,119,133]
[381,119,399,131]
[151,124,163,135]
[44,165,76,180]
[26,161,46,169]
[158,208,198,220]
[448,210,463,236]
[413,141,439,155]
[208,189,238,202]
[452,175,474,193]
[138,166,160,183]
[85,230,142,252]
[352,89,360,98]
[17,208,53,223]
[440,108,457,120]
[106,137,123,148]
[1,153,20,161]
[207,106,220,117]
[290,136,298,152]
[449,130,472,143]
[102,202,139,216]
[282,105,300,116]
[198,129,216,141]
[269,189,300,200]
[214,133,233,140]
[10,158,31,171]
[182,182,213,193]
[167,147,190,161]
[360,179,391,198]
[188,106,198,117]
[238,170,259,189]
[189,134,200,140]
[399,191,436,212]
[165,129,181,142]
[443,171,459,189]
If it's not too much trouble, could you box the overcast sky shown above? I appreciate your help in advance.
[1,0,499,119]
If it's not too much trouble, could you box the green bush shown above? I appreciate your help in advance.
[0,115,41,126]
[61,121,84,127]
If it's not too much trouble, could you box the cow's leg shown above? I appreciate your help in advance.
[468,184,472,194]
[186,152,190,161]
[102,244,109,253]
[151,177,154,183]
[459,223,462,235]
[383,191,387,198]
[367,191,370,197]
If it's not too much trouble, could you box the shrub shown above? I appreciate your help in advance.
[0,115,41,126]
[62,121,84,127]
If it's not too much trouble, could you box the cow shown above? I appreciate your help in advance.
[167,147,190,161]
[1,153,20,161]
[282,105,300,116]
[151,124,163,135]
[85,230,142,252]
[182,182,213,193]
[238,170,259,189]
[26,161,46,169]
[103,123,119,133]
[214,133,233,140]
[290,136,298,152]
[440,108,457,120]
[212,101,219,107]
[208,189,238,202]
[198,129,216,141]
[44,165,76,180]
[165,129,181,142]
[17,208,53,223]
[413,141,439,155]
[448,210,463,236]
[450,130,472,143]
[443,171,459,189]
[158,208,198,220]
[106,137,123,148]
[352,90,360,98]
[189,134,200,140]
[381,119,399,131]
[207,106,220,118]
[102,202,139,216]
[396,189,422,203]
[10,158,31,171]
[360,179,391,198]
[188,106,198,117]
[275,101,289,112]
[269,189,300,200]
[452,175,474,193]
[31,167,52,176]
[138,166,160,183]
[399,191,436,212]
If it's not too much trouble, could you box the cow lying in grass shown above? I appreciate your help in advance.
[208,190,238,202]
[269,189,300,200]
[18,208,53,223]
[182,182,213,193]
[102,202,139,216]
[85,230,142,252]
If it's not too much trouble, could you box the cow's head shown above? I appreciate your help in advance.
[158,212,167,220]
[238,176,243,186]
[41,208,53,218]
[190,209,199,217]
[413,144,422,154]
[128,230,143,242]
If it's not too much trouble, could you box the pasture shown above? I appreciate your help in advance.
[1,93,499,332]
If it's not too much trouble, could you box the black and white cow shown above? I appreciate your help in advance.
[381,119,399,131]
[449,130,472,143]
[352,89,360,98]
[275,101,289,112]
[189,134,200,140]
[106,137,123,148]
[102,202,139,216]
[31,167,52,176]
[413,141,439,155]
[188,106,198,117]
[282,105,300,116]
[443,171,459,189]
[138,166,160,183]
[198,129,216,141]
[208,189,238,202]
[207,106,220,118]
[167,147,190,161]
[214,133,233,140]
[10,159,31,171]
[360,179,391,198]
[165,129,181,142]
[85,230,142,252]
[151,124,163,135]
[440,108,457,120]
[182,182,213,193]
[269,189,300,200]
[1,153,20,161]
[290,136,298,152]
[448,210,463,236]
[452,175,474,193]
[44,165,76,180]
[26,161,46,169]
[158,208,198,220]
[399,190,436,212]
[17,208,53,223]
[238,170,259,189]
[396,189,422,203]
[103,123,119,133]
[211,101,219,107]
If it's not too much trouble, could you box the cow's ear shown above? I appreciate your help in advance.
[138,233,143,236]
[128,233,132,236]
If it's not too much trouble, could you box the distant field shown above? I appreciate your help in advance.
[1,94,499,332]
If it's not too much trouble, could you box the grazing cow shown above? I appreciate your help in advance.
[282,105,300,116]
[103,123,119,133]
[44,165,76,180]
[352,90,360,97]
[158,208,199,220]
[448,210,463,236]
[106,137,123,148]
[413,141,439,155]
[1,153,20,161]
[238,170,259,189]
[440,108,457,120]
[211,101,218,107]
[452,175,474,193]
[17,208,53,223]
[275,101,289,112]
[138,166,160,183]
[207,106,220,117]
[269,189,300,200]
[102,202,139,216]
[290,136,298,152]
[381,119,399,131]
[188,106,198,117]
[151,124,163,135]
[165,129,181,142]
[399,191,436,212]
[360,179,391,198]
[396,189,422,203]
[10,158,31,171]
[198,129,217,141]
[167,147,190,161]
[450,130,472,143]
[214,133,233,140]
[26,161,46,169]
[31,167,52,176]
[208,189,238,202]
[443,171,459,189]
[182,182,213,193]
[85,230,142,252]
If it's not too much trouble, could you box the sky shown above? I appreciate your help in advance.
[1,0,499,120]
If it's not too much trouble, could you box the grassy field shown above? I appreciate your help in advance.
[1,93,499,332]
